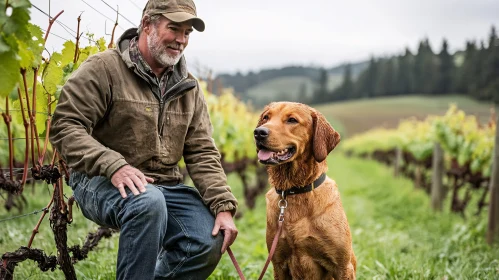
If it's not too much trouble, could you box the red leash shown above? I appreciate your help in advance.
[257,219,283,280]
[227,195,287,280]
[227,247,246,280]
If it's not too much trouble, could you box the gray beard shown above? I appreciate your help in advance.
[147,28,184,67]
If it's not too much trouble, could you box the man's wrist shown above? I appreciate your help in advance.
[106,160,129,179]
[214,202,237,217]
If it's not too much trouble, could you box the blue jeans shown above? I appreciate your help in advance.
[69,172,223,280]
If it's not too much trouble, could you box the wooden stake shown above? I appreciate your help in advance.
[431,143,444,211]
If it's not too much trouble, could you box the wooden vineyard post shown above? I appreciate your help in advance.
[488,114,499,245]
[414,166,423,189]
[394,147,403,177]
[431,143,444,211]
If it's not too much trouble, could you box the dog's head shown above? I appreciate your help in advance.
[254,102,340,165]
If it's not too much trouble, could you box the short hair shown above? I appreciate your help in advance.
[137,14,162,36]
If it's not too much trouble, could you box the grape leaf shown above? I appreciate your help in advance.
[61,40,76,67]
[2,4,31,41]
[26,24,44,68]
[42,53,64,95]
[9,0,31,9]
[96,37,107,52]
[0,51,20,98]
[0,36,10,52]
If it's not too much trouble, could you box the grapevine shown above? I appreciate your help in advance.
[1,1,266,277]
[342,104,496,216]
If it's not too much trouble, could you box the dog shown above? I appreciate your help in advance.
[254,102,356,280]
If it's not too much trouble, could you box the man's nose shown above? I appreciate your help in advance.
[176,34,187,44]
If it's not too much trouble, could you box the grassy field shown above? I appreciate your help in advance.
[315,95,498,138]
[1,153,498,279]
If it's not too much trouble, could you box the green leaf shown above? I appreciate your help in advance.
[26,24,44,68]
[97,37,107,52]
[0,51,20,98]
[9,0,31,9]
[61,40,76,66]
[43,53,64,95]
[17,39,34,69]
[0,36,10,53]
[9,86,18,100]
[17,24,44,69]
[3,5,31,41]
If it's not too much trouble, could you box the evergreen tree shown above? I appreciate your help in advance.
[298,82,309,103]
[436,39,455,93]
[376,58,396,96]
[355,56,378,98]
[414,38,437,94]
[456,41,478,94]
[483,26,499,102]
[337,63,354,100]
[313,68,329,103]
[395,48,415,94]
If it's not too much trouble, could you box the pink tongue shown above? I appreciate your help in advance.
[258,150,274,161]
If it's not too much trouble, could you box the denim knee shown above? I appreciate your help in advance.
[120,185,166,223]
[196,231,224,269]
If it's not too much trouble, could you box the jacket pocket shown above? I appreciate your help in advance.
[160,110,193,162]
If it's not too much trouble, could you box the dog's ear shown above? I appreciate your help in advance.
[312,110,340,162]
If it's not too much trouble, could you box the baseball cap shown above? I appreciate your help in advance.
[142,0,205,32]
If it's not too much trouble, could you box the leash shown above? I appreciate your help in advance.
[227,247,246,280]
[257,195,286,280]
[227,193,288,280]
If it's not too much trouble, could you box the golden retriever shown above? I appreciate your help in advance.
[254,102,356,280]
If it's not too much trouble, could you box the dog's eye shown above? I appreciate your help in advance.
[287,117,298,123]
[262,115,269,121]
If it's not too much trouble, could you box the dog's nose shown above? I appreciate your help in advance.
[254,127,269,141]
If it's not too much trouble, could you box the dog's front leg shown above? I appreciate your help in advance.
[333,264,356,280]
[273,261,292,280]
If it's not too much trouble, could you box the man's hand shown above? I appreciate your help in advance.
[212,211,238,253]
[111,165,155,198]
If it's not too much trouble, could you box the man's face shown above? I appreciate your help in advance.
[146,16,193,67]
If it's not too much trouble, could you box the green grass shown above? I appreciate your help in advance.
[2,153,499,279]
[315,94,498,138]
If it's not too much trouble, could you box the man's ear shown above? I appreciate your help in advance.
[312,110,340,162]
[142,16,152,34]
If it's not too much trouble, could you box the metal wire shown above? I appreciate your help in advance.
[0,208,47,223]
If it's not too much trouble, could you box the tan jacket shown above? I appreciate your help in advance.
[49,30,237,216]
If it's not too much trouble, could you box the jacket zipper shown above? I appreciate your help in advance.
[158,79,197,135]
[130,64,196,137]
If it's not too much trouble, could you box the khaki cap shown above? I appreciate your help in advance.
[142,0,205,32]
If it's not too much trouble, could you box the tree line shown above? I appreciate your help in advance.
[313,26,499,104]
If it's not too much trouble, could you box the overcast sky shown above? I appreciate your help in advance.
[30,0,499,75]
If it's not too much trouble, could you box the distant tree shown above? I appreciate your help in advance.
[482,26,499,102]
[395,48,415,94]
[355,56,378,98]
[313,68,329,104]
[298,82,309,103]
[413,38,437,94]
[375,58,396,96]
[436,39,455,94]
[335,63,354,100]
[456,41,478,94]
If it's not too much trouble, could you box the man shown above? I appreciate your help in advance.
[49,0,239,279]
